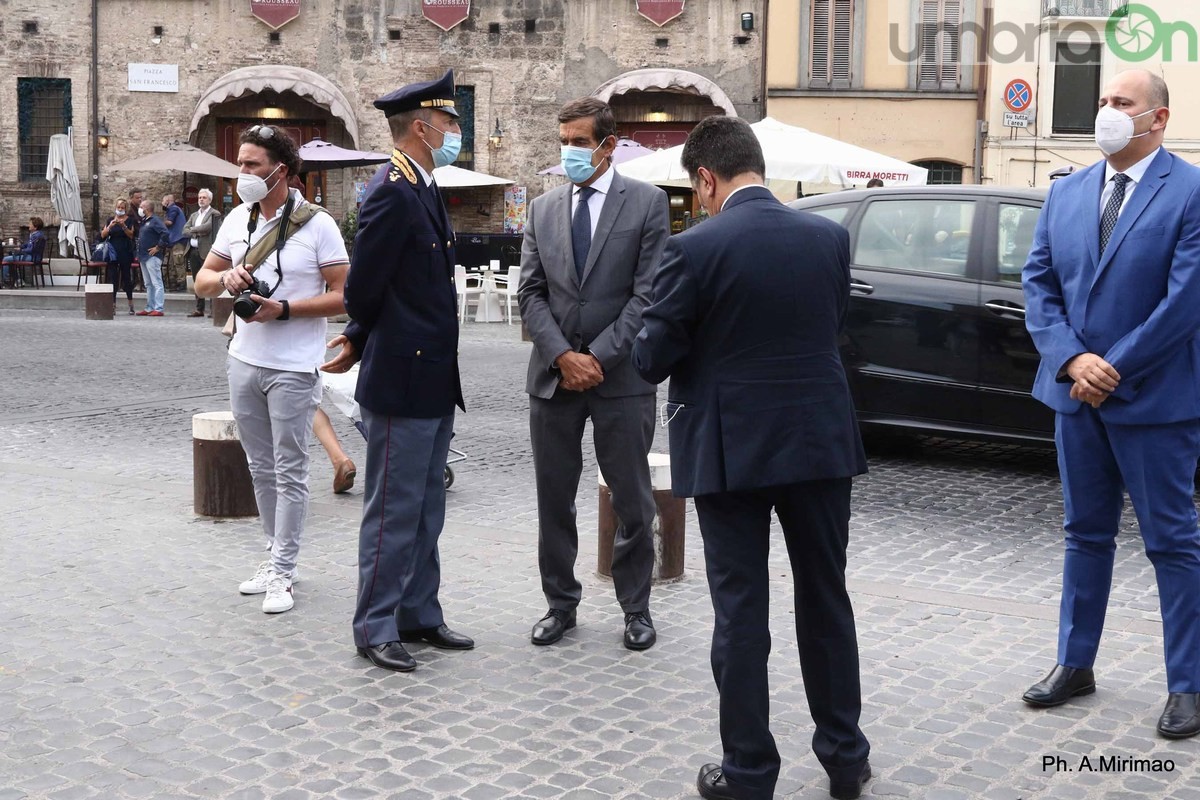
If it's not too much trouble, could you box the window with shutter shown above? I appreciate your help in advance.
[811,0,853,88]
[917,0,962,90]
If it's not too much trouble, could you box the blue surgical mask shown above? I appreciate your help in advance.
[420,121,462,168]
[560,141,606,185]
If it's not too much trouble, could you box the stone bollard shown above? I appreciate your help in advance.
[192,411,259,518]
[212,295,234,328]
[85,284,114,320]
[598,453,684,584]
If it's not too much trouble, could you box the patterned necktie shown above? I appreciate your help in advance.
[1100,173,1130,254]
[572,186,597,281]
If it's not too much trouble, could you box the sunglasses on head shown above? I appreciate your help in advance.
[246,124,276,140]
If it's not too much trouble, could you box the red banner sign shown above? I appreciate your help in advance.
[422,0,470,31]
[251,0,301,30]
[637,0,685,26]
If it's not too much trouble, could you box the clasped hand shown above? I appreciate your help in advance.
[1066,353,1120,409]
[557,351,603,391]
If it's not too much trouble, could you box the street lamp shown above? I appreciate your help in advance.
[488,118,504,149]
[96,117,110,149]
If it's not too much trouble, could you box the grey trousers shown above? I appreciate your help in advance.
[227,357,321,577]
[530,390,656,614]
[353,408,454,648]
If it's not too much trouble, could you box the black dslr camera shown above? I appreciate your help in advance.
[233,277,272,320]
[233,196,293,320]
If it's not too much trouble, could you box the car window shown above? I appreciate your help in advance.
[806,205,850,225]
[997,204,1040,283]
[854,199,976,277]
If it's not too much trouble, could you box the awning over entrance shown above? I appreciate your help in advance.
[593,68,737,118]
[189,66,361,146]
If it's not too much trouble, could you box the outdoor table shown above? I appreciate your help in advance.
[469,262,505,322]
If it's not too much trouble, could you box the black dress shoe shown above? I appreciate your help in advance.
[356,642,416,672]
[830,761,871,800]
[531,608,576,646]
[399,624,474,650]
[624,610,657,651]
[697,763,746,800]
[1022,665,1096,707]
[1157,692,1200,739]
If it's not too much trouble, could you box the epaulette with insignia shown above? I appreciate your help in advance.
[389,149,418,185]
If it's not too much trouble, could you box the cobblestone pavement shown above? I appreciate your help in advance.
[0,310,1196,800]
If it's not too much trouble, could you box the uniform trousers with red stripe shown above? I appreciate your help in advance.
[352,406,454,648]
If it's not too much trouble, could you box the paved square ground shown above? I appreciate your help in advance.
[0,310,1195,799]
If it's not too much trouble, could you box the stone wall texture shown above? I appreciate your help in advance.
[0,0,763,249]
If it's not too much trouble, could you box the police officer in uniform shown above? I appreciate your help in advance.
[323,70,471,672]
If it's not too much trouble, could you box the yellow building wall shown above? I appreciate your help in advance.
[984,0,1200,186]
[767,0,982,184]
[771,95,979,169]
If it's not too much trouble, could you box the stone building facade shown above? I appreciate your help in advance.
[1,0,763,254]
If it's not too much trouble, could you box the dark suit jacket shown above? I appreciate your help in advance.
[1023,147,1200,423]
[518,169,669,399]
[344,151,464,418]
[632,186,867,497]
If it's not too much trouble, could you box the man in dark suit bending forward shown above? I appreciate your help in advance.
[633,116,872,800]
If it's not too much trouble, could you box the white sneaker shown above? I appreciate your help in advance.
[239,561,298,595]
[262,572,294,614]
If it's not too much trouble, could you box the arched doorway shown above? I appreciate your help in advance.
[594,68,736,232]
[188,66,363,219]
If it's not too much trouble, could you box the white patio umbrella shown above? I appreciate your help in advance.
[47,133,86,254]
[107,142,241,179]
[618,117,928,191]
[432,164,514,188]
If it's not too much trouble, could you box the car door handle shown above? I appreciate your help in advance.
[984,301,1026,319]
[850,279,874,295]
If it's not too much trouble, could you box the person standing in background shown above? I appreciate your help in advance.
[162,193,188,292]
[135,201,170,317]
[101,199,137,315]
[184,188,222,317]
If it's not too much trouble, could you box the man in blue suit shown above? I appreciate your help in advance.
[323,70,473,673]
[1022,69,1200,739]
[633,116,872,800]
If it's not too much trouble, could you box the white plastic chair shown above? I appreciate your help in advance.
[454,264,483,323]
[492,265,521,325]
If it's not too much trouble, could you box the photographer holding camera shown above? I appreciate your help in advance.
[195,125,349,614]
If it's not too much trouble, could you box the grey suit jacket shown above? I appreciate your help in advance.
[518,169,670,399]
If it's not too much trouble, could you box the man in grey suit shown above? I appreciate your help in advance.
[517,97,670,651]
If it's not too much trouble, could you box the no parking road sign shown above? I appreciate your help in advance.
[1003,79,1034,129]
[1004,79,1032,113]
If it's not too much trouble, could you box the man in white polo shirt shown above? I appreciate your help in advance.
[195,125,349,614]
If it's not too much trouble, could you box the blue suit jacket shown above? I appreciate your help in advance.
[1023,148,1200,424]
[344,151,464,418]
[632,186,867,497]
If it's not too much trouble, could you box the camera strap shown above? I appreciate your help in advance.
[241,198,329,274]
[225,196,329,343]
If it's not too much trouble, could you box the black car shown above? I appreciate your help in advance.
[789,186,1054,445]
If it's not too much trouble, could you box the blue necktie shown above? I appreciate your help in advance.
[572,186,596,281]
[1100,173,1130,254]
